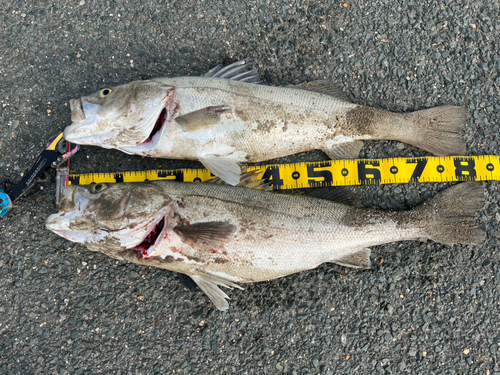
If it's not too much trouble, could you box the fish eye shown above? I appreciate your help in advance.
[99,88,112,97]
[91,183,107,193]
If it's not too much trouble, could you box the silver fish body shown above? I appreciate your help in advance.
[46,181,485,310]
[64,61,467,185]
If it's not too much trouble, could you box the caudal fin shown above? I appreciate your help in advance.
[420,182,485,246]
[403,106,467,156]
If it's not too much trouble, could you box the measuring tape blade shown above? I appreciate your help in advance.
[67,155,500,189]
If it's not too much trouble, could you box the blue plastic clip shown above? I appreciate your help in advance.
[0,190,13,216]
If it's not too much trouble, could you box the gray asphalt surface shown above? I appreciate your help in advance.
[1,0,499,374]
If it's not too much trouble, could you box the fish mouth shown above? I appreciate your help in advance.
[65,98,116,145]
[127,213,168,258]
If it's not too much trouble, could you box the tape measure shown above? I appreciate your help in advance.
[65,155,499,190]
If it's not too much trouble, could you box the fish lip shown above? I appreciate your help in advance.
[65,99,109,144]
[70,98,86,121]
[63,129,118,147]
[45,212,67,231]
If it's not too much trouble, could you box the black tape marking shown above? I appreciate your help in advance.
[454,157,477,181]
[407,158,428,182]
[262,166,284,189]
[158,170,184,181]
[68,175,81,185]
[358,160,381,184]
[114,173,124,183]
[307,163,333,187]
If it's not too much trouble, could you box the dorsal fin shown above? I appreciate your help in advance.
[291,80,351,102]
[275,187,355,205]
[305,187,354,205]
[203,60,263,84]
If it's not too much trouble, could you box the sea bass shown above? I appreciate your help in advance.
[64,60,467,185]
[46,181,485,310]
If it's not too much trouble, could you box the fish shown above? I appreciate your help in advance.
[64,60,467,185]
[45,181,485,310]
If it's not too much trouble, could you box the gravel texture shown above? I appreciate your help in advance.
[1,0,500,374]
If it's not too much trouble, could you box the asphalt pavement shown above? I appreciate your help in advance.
[1,0,499,374]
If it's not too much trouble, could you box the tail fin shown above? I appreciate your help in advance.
[420,182,485,246]
[403,106,467,156]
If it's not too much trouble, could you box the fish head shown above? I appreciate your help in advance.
[64,80,174,151]
[46,183,174,256]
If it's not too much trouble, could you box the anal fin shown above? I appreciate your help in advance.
[323,140,364,160]
[333,248,371,269]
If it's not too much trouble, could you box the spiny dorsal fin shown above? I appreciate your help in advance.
[275,187,355,205]
[293,80,351,102]
[305,187,354,205]
[333,248,372,269]
[203,59,263,84]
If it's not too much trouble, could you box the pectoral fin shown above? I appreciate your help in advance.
[198,155,241,186]
[173,221,237,251]
[176,105,228,132]
[323,140,364,160]
[333,248,372,269]
[190,270,244,311]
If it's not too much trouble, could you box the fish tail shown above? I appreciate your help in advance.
[419,182,485,246]
[398,106,467,156]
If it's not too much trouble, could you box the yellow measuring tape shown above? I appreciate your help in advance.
[67,155,500,189]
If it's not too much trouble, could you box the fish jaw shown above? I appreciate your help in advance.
[64,81,175,149]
